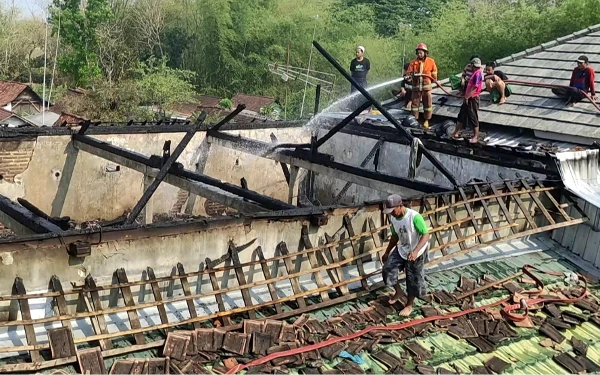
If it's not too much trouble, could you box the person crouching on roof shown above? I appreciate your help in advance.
[381,194,431,317]
[551,55,597,106]
[485,62,511,105]
[405,43,440,129]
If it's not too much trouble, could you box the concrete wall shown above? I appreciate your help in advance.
[553,196,600,268]
[0,207,383,316]
[314,131,546,205]
[0,127,310,222]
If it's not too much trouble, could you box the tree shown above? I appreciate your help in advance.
[136,56,197,118]
[50,0,113,86]
[335,0,449,36]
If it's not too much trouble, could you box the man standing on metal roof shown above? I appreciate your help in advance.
[405,43,439,129]
[381,194,431,317]
[552,55,597,105]
[452,57,484,143]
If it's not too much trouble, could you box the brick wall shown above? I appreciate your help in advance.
[0,141,35,183]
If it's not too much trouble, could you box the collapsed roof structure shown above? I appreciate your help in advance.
[0,25,600,375]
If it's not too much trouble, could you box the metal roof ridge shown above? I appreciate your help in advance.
[496,23,600,67]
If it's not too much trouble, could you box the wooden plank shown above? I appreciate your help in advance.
[277,242,307,309]
[473,184,501,239]
[441,195,468,250]
[255,246,282,314]
[48,327,76,359]
[205,257,232,326]
[77,347,107,374]
[423,198,448,255]
[12,277,41,362]
[49,276,72,329]
[458,187,484,243]
[324,233,349,295]
[176,263,202,328]
[229,243,257,319]
[301,225,330,301]
[343,215,369,290]
[501,180,538,229]
[146,267,169,327]
[534,179,571,221]
[368,217,386,267]
[486,183,519,235]
[84,275,113,350]
[115,269,146,345]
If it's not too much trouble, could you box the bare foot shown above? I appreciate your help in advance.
[469,137,478,144]
[399,305,413,317]
[499,98,506,105]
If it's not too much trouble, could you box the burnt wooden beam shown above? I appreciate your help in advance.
[207,131,451,194]
[313,41,458,187]
[315,102,371,149]
[270,133,291,184]
[17,198,70,230]
[125,113,208,224]
[0,195,63,235]
[72,133,294,214]
[210,104,246,131]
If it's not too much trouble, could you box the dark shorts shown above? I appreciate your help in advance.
[552,87,585,103]
[351,79,367,93]
[457,96,480,128]
[382,250,427,297]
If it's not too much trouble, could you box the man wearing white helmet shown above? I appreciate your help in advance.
[350,46,371,93]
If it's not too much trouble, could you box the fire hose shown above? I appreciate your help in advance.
[226,264,587,374]
[404,73,600,113]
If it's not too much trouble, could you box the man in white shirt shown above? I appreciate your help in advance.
[381,194,431,317]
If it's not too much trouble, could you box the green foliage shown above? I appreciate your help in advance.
[336,0,448,36]
[219,98,233,109]
[135,57,196,117]
[7,0,600,122]
[51,0,113,86]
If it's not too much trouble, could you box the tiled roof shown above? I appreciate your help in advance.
[232,93,275,113]
[0,81,31,106]
[0,108,13,121]
[431,24,600,141]
[29,239,600,374]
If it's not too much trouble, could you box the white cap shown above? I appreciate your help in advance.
[357,46,365,53]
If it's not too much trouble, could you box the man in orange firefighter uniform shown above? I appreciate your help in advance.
[404,43,439,128]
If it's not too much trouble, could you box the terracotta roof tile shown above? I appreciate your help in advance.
[232,94,275,113]
[0,81,31,106]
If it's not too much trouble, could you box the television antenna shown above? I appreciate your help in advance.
[268,63,336,95]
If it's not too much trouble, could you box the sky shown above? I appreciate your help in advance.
[6,0,47,19]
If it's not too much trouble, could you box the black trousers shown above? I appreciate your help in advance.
[552,87,585,103]
[457,96,480,128]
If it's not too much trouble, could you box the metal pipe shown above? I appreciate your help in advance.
[312,41,458,187]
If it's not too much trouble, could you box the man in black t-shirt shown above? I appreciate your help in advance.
[350,46,371,93]
[485,62,511,104]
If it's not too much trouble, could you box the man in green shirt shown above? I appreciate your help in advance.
[381,194,430,317]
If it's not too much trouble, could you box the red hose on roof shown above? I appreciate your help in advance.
[226,264,587,374]
[413,74,600,112]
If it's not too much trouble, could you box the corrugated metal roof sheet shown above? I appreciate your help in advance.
[557,149,600,207]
